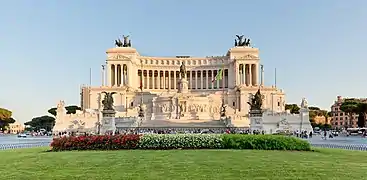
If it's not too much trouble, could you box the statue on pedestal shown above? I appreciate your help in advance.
[220,104,227,118]
[138,104,145,118]
[234,34,251,47]
[300,98,308,109]
[178,62,189,93]
[115,35,132,47]
[180,62,187,79]
[248,89,263,111]
[101,92,117,111]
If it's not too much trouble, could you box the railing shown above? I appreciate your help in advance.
[0,142,51,150]
[311,143,367,151]
[1,137,366,151]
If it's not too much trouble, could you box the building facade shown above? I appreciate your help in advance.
[80,36,286,127]
[330,96,361,129]
[8,121,25,134]
[313,116,331,125]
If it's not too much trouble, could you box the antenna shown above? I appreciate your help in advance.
[274,68,277,88]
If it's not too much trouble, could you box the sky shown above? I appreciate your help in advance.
[1,0,367,123]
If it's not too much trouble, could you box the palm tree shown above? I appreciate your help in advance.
[340,99,359,128]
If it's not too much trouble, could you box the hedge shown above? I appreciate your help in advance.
[51,134,311,151]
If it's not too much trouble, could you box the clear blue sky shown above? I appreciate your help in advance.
[1,0,366,123]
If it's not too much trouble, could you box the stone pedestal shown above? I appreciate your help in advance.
[101,109,116,135]
[178,78,189,94]
[249,109,263,131]
[102,109,116,117]
[299,107,312,132]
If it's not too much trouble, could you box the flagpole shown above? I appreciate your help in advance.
[274,68,277,88]
[140,59,143,104]
[89,67,92,87]
[222,59,225,105]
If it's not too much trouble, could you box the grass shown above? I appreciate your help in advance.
[0,148,366,180]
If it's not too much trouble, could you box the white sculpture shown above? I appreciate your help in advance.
[300,98,308,109]
[57,100,65,110]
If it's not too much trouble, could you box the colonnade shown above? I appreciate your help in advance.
[138,69,229,90]
[109,64,128,87]
[107,63,260,88]
[237,64,258,86]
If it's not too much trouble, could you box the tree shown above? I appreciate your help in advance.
[309,106,320,111]
[356,102,367,128]
[285,104,300,114]
[0,107,16,130]
[340,99,359,128]
[48,105,82,116]
[24,115,55,131]
[0,108,12,120]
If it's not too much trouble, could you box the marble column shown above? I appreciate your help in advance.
[152,70,155,89]
[253,64,258,86]
[190,71,194,89]
[163,71,166,89]
[211,70,214,89]
[114,64,117,87]
[157,71,161,89]
[200,70,203,89]
[174,71,177,90]
[141,70,144,90]
[120,64,125,86]
[216,70,220,89]
[249,64,252,86]
[168,71,171,90]
[223,69,226,89]
[195,71,198,89]
[206,70,209,89]
[242,65,246,85]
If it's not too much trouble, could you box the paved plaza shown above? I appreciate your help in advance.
[0,135,52,150]
[309,135,367,145]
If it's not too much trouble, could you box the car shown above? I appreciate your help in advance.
[17,133,28,138]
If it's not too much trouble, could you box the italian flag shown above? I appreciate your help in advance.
[212,68,223,82]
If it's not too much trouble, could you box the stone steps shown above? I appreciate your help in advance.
[230,119,250,127]
[141,119,225,128]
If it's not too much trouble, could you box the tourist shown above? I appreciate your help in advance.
[322,131,327,140]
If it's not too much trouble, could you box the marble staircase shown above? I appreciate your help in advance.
[140,119,226,128]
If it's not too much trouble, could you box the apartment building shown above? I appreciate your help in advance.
[330,96,364,129]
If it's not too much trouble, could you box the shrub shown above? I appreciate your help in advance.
[51,134,141,151]
[221,134,311,151]
[138,134,223,149]
[50,134,311,151]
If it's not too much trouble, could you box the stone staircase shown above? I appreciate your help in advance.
[224,106,250,128]
[140,119,226,128]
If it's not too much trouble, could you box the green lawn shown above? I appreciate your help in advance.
[0,148,366,180]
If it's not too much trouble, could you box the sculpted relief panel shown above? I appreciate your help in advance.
[107,54,131,60]
[154,98,221,114]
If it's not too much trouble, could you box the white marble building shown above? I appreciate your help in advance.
[79,36,286,128]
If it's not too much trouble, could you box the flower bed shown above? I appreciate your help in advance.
[50,134,311,151]
[138,134,223,149]
[51,134,141,151]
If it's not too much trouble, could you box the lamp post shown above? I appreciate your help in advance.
[101,65,105,86]
[271,93,275,115]
[97,92,102,135]
[125,96,128,117]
